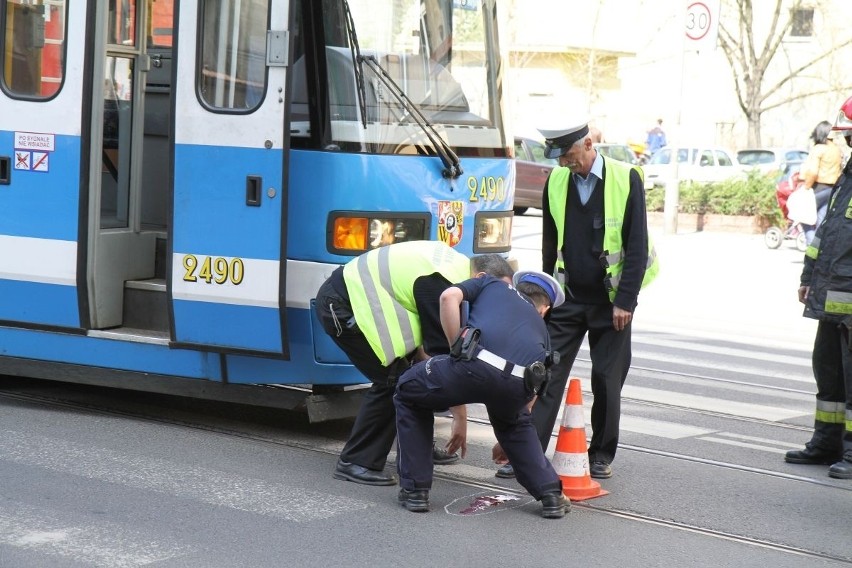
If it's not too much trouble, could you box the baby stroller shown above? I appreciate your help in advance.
[764,168,808,252]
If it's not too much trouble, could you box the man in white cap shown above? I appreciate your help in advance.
[497,118,659,480]
[394,265,570,518]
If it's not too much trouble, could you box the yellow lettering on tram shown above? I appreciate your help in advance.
[466,175,506,203]
[181,254,245,285]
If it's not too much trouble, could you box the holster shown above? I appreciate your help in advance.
[523,362,548,395]
[450,326,481,361]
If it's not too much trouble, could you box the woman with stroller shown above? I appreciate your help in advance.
[800,120,842,244]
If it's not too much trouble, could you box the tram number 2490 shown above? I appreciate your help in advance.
[182,255,245,285]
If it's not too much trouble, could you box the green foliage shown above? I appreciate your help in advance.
[645,170,784,227]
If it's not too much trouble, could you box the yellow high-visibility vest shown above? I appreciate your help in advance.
[343,241,470,365]
[547,157,658,302]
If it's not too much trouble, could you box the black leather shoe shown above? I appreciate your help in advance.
[334,460,396,486]
[590,461,612,479]
[432,444,460,465]
[495,464,515,478]
[539,491,569,519]
[785,446,841,465]
[398,488,430,512]
[828,459,852,479]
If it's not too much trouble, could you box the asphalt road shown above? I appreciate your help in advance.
[1,218,847,567]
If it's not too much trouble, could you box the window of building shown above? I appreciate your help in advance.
[790,8,814,38]
[2,0,67,99]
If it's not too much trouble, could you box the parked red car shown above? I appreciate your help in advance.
[512,137,555,215]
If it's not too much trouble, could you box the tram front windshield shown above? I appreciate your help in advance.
[291,0,507,157]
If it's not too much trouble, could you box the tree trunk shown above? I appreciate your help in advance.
[746,112,762,147]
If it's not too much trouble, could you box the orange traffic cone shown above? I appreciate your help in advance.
[551,378,608,501]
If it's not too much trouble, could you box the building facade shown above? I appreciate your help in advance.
[504,0,852,152]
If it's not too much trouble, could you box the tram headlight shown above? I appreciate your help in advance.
[329,213,430,254]
[473,211,513,253]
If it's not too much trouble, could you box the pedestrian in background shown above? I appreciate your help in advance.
[316,241,496,486]
[785,97,852,479]
[496,118,659,481]
[395,266,569,518]
[800,120,842,245]
[645,118,667,155]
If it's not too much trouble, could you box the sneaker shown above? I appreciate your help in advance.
[432,444,460,465]
[398,488,430,512]
[539,492,569,519]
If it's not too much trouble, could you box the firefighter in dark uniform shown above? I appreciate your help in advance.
[394,269,570,518]
[785,96,852,479]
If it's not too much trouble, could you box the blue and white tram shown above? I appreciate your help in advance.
[0,0,514,418]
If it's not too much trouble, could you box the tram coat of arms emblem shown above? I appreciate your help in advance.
[437,200,464,247]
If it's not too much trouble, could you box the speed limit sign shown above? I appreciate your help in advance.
[686,0,720,51]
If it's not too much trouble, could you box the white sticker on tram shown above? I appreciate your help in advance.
[2,430,373,523]
[0,235,76,286]
[171,253,279,308]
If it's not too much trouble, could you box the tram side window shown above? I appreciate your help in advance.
[1,0,66,98]
[197,0,268,111]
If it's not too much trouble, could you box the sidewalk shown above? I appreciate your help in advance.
[510,213,817,351]
[637,229,816,351]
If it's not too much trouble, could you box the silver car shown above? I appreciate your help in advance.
[736,148,808,175]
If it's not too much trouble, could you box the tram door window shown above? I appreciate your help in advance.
[100,0,174,233]
[140,0,173,232]
[101,55,134,229]
[1,0,66,98]
[198,0,268,111]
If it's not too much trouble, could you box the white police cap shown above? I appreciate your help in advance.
[537,120,590,159]
[512,270,565,308]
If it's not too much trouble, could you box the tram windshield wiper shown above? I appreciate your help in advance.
[341,1,368,131]
[340,0,463,179]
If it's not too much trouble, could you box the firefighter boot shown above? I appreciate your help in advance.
[828,458,852,479]
[784,445,841,465]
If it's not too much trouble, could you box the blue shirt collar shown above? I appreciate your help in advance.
[581,151,604,182]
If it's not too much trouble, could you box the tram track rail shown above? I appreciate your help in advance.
[1,386,851,565]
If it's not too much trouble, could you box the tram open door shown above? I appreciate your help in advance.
[85,0,291,357]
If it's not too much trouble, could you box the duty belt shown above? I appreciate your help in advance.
[475,348,526,379]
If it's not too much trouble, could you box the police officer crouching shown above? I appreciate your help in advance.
[393,265,569,518]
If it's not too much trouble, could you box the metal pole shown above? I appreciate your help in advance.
[664,5,690,236]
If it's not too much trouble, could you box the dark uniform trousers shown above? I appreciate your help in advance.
[533,301,632,464]
[316,278,411,471]
[810,320,852,458]
[395,355,562,498]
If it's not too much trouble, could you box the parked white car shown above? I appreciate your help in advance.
[642,146,741,190]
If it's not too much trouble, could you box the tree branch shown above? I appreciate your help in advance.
[761,86,852,113]
[759,36,852,105]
